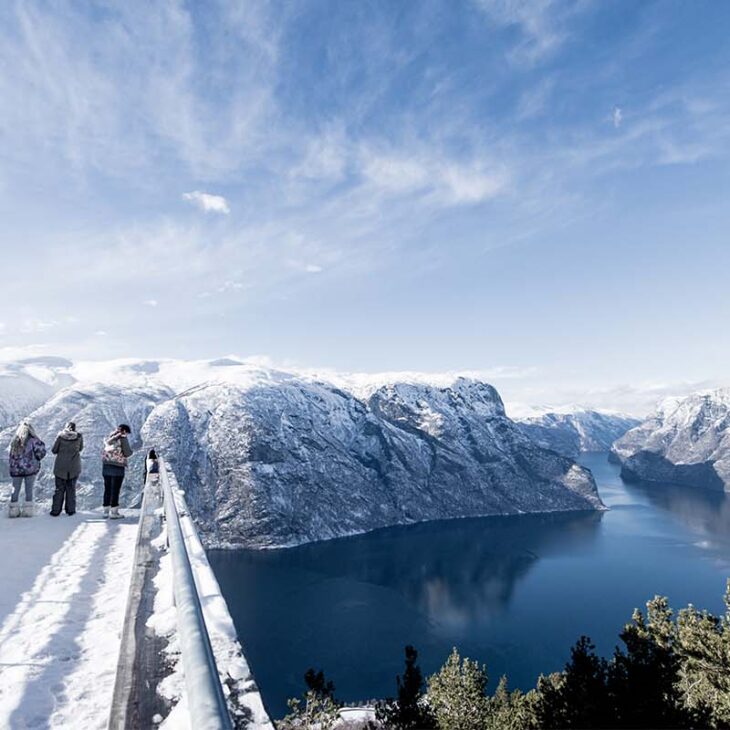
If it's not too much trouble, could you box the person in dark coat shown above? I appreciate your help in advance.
[102,424,133,519]
[51,421,84,516]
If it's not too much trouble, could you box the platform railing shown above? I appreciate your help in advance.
[159,458,234,730]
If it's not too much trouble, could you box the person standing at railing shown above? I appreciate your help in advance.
[143,448,160,484]
[7,421,46,518]
[101,424,133,519]
[50,421,83,516]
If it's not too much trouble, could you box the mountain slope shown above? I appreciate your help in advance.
[611,389,730,491]
[517,411,640,458]
[145,376,603,548]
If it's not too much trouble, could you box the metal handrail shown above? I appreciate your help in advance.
[159,458,234,730]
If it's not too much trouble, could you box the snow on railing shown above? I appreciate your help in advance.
[159,458,234,730]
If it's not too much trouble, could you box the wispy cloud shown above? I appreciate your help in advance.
[613,106,623,128]
[0,0,729,387]
[182,191,231,214]
[359,149,507,205]
[20,319,59,334]
[473,0,584,64]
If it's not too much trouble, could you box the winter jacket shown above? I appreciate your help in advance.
[143,457,160,484]
[8,436,46,477]
[52,431,84,480]
[102,432,132,477]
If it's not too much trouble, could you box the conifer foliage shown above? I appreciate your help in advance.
[426,648,490,730]
[280,581,730,729]
[280,667,341,730]
[375,645,436,729]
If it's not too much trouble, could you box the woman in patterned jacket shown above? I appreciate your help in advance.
[8,421,46,518]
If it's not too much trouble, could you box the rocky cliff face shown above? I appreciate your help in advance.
[517,411,640,458]
[611,389,730,491]
[145,376,603,548]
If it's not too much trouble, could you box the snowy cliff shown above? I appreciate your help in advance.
[0,357,603,546]
[144,376,602,548]
[517,410,640,458]
[611,389,730,491]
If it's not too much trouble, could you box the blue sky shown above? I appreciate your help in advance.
[0,0,729,412]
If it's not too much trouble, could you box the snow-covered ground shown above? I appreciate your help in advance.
[0,509,138,729]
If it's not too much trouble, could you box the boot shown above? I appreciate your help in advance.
[103,506,110,518]
[21,503,34,517]
[8,503,20,518]
[110,506,123,519]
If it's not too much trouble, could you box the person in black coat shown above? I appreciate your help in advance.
[51,421,83,516]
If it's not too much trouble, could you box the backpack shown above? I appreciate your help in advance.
[102,436,128,467]
[33,440,46,461]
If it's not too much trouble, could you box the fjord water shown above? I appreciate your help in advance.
[208,454,730,719]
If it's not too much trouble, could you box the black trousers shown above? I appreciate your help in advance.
[51,477,77,515]
[103,474,125,507]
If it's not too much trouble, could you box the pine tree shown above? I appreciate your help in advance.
[375,645,435,729]
[426,647,490,730]
[534,636,609,728]
[304,668,337,702]
[279,668,340,730]
[608,597,691,728]
[280,691,340,730]
[675,580,730,727]
[486,676,536,730]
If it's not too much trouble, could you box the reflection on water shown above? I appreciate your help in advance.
[263,511,603,628]
[626,480,730,552]
[210,454,730,719]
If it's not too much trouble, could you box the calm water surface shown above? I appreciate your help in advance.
[208,454,730,719]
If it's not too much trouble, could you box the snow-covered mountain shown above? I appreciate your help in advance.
[0,357,75,429]
[611,389,730,491]
[517,410,640,458]
[145,376,603,547]
[0,357,603,546]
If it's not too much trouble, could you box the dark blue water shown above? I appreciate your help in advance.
[208,454,730,719]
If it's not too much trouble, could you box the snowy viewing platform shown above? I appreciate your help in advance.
[0,462,272,730]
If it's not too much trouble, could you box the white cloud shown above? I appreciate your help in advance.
[182,191,231,214]
[502,378,725,420]
[0,344,50,362]
[144,299,158,307]
[20,319,58,334]
[360,149,506,205]
[94,330,108,337]
[613,106,623,128]
[198,280,246,298]
[291,128,348,181]
[474,0,579,64]
[286,259,325,274]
